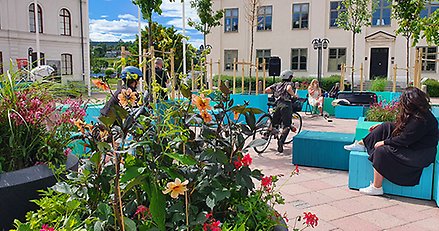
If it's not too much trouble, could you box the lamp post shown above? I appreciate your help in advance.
[312,38,329,87]
[28,47,33,80]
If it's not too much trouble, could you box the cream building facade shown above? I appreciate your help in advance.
[207,0,438,85]
[0,0,90,82]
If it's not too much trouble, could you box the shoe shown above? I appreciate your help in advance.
[290,125,297,133]
[344,140,366,151]
[277,139,284,153]
[359,183,383,196]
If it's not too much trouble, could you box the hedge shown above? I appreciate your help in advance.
[425,79,439,97]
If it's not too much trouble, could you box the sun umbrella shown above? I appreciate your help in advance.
[30,65,55,81]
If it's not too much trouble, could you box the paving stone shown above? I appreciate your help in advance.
[300,179,335,191]
[356,209,406,229]
[330,215,382,231]
[318,187,362,201]
[293,191,337,207]
[307,204,350,221]
[379,205,435,223]
[411,217,439,231]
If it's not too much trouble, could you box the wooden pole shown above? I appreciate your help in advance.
[340,63,345,91]
[142,48,147,92]
[209,58,213,90]
[360,63,364,92]
[121,46,126,70]
[217,59,221,88]
[233,58,237,94]
[414,49,420,88]
[191,59,195,91]
[418,49,423,88]
[241,59,245,95]
[171,49,175,100]
[393,64,397,92]
[150,46,156,103]
[262,59,266,92]
[255,60,259,95]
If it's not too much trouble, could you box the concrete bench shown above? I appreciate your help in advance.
[292,130,354,170]
[349,151,434,200]
[434,158,439,206]
[335,105,366,119]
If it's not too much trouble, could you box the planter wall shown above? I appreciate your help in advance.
[0,154,79,230]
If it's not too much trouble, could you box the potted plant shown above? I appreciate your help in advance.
[13,83,319,231]
[0,69,83,229]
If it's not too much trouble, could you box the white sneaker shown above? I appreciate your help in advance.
[359,183,384,196]
[344,140,366,151]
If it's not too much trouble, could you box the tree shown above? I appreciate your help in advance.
[392,0,425,85]
[132,0,163,49]
[336,0,373,91]
[244,0,260,91]
[422,9,439,46]
[188,0,224,49]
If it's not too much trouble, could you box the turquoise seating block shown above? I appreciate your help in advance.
[355,117,382,141]
[292,130,355,170]
[229,94,268,123]
[323,98,335,116]
[349,151,434,200]
[434,159,439,206]
[335,105,365,119]
[84,104,104,124]
[372,91,401,103]
[296,89,308,99]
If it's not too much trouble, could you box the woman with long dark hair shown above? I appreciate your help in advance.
[345,87,438,195]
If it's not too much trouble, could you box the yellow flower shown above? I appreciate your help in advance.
[118,88,137,108]
[74,119,86,133]
[162,178,189,199]
[200,110,213,123]
[192,94,212,111]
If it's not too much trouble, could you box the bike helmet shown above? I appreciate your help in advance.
[280,70,294,80]
[121,66,143,81]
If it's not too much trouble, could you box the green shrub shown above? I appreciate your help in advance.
[370,78,387,92]
[366,101,400,122]
[425,79,439,97]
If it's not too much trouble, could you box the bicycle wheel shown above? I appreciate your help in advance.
[253,114,272,154]
[284,112,302,144]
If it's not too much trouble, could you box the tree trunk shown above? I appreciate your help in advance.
[406,36,410,86]
[351,32,356,92]
[148,19,152,49]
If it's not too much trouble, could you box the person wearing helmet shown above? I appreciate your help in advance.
[264,70,298,153]
[100,66,142,117]
[147,57,170,100]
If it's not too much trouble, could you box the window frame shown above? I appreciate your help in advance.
[0,52,3,75]
[328,48,347,72]
[418,47,438,73]
[329,1,346,28]
[60,8,71,36]
[372,0,391,27]
[224,50,238,71]
[292,3,309,29]
[291,48,308,71]
[61,53,73,75]
[421,1,439,18]
[257,5,273,31]
[256,49,271,70]
[29,3,43,33]
[224,8,239,33]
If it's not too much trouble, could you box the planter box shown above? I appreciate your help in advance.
[372,91,401,103]
[335,105,365,119]
[434,158,439,207]
[355,117,382,141]
[0,154,79,229]
[323,97,335,116]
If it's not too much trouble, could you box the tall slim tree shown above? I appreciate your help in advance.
[336,0,373,92]
[245,0,260,83]
[392,0,425,85]
[132,0,163,49]
[188,0,224,49]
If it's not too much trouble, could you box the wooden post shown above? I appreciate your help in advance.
[262,59,266,92]
[209,58,213,90]
[417,49,423,88]
[255,60,259,95]
[340,63,345,91]
[171,49,175,100]
[191,59,195,91]
[121,46,126,70]
[142,48,147,92]
[393,64,397,92]
[233,58,237,94]
[359,63,364,92]
[414,48,420,88]
[217,59,221,88]
[241,59,245,95]
[150,46,156,103]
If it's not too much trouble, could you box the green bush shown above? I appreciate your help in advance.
[366,101,400,122]
[425,79,439,97]
[370,78,387,92]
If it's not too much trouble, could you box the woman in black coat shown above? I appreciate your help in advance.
[353,87,438,195]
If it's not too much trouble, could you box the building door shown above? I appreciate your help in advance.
[369,48,389,79]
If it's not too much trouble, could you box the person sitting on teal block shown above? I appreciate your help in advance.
[265,70,298,153]
[308,79,324,116]
[345,87,438,196]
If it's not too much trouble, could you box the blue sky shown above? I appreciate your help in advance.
[89,0,203,47]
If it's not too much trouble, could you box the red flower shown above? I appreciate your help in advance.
[134,205,151,220]
[206,212,213,219]
[294,164,299,174]
[234,157,243,169]
[203,221,221,231]
[40,224,55,231]
[242,154,252,166]
[303,212,319,228]
[261,176,272,188]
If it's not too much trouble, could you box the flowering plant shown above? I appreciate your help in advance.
[366,100,400,122]
[0,70,85,172]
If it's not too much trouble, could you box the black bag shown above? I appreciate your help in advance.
[292,99,303,112]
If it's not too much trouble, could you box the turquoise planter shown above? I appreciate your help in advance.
[355,117,382,141]
[372,91,401,103]
[434,158,439,207]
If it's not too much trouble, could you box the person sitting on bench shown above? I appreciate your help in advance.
[307,79,324,115]
[344,87,438,196]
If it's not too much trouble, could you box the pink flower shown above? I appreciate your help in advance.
[40,224,55,231]
[64,148,72,157]
[134,205,151,220]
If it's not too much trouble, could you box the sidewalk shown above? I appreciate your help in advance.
[250,114,439,231]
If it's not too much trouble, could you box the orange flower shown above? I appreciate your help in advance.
[92,79,110,91]
[192,94,212,111]
[118,88,137,108]
[233,111,240,120]
[162,178,189,199]
[200,110,212,123]
[74,119,86,133]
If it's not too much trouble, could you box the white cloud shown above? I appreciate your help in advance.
[159,0,200,30]
[189,38,203,48]
[118,14,137,21]
[101,15,108,18]
[89,15,147,42]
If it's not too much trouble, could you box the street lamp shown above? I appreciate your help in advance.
[312,38,329,87]
[28,47,33,80]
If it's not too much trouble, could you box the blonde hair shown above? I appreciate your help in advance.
[310,79,319,88]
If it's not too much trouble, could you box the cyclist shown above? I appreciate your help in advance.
[264,70,298,153]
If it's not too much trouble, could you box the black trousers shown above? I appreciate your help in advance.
[272,101,292,129]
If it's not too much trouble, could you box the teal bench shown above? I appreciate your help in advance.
[355,117,382,141]
[292,130,354,170]
[349,151,434,200]
[434,157,439,206]
[335,105,366,119]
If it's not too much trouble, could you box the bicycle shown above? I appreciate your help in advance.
[253,97,302,154]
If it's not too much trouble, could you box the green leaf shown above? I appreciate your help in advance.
[97,203,112,220]
[147,181,166,231]
[97,142,111,153]
[246,139,267,148]
[51,182,73,195]
[180,83,192,99]
[66,199,81,211]
[94,221,104,231]
[121,167,146,183]
[199,149,228,164]
[164,153,197,165]
[124,217,137,231]
[220,82,231,95]
[244,112,256,130]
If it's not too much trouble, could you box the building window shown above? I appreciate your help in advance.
[61,54,73,75]
[372,0,391,26]
[257,6,272,31]
[419,47,437,72]
[421,1,439,18]
[224,50,238,70]
[256,49,271,70]
[329,1,345,28]
[328,48,347,72]
[60,8,71,36]
[291,48,307,70]
[292,3,309,29]
[29,3,43,33]
[225,8,239,32]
